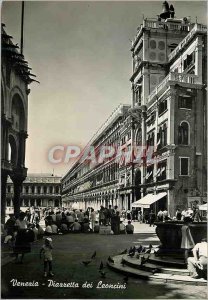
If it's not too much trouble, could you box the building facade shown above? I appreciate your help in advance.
[6,173,61,215]
[129,2,207,216]
[1,24,37,221]
[61,105,132,210]
[62,2,207,216]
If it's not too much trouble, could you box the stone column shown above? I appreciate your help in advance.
[11,175,25,218]
[41,186,44,194]
[34,185,38,194]
[29,186,32,194]
[1,171,8,223]
[18,131,28,168]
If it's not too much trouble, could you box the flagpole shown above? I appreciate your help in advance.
[20,1,25,55]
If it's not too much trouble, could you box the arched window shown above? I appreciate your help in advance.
[31,186,35,193]
[178,122,189,145]
[37,186,41,194]
[44,186,47,194]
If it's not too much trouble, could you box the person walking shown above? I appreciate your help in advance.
[181,217,195,263]
[149,210,156,227]
[40,237,54,277]
[90,208,96,232]
[157,209,163,222]
[175,208,182,221]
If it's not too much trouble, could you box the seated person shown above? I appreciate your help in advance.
[187,238,207,279]
[60,222,68,234]
[125,221,134,234]
[51,223,58,234]
[72,219,81,233]
[29,223,38,241]
[66,213,74,229]
[93,221,100,233]
[83,218,91,233]
[45,224,53,236]
[36,224,44,239]
[119,221,126,234]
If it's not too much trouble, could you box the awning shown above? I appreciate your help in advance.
[198,203,207,211]
[131,194,154,208]
[132,192,167,208]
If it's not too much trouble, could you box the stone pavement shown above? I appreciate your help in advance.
[1,222,158,267]
[1,226,207,299]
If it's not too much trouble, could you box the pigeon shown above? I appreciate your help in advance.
[119,249,127,255]
[123,275,129,283]
[82,260,92,266]
[91,251,96,259]
[144,248,151,254]
[99,261,104,270]
[128,252,135,258]
[128,246,136,257]
[141,247,147,253]
[151,268,160,275]
[128,247,133,254]
[100,271,106,278]
[140,256,147,266]
[108,256,114,264]
[137,245,143,253]
[148,244,153,249]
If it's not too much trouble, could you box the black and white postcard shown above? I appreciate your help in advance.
[1,0,207,299]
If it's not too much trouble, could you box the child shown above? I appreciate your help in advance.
[40,237,54,277]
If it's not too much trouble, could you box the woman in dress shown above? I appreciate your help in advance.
[181,217,195,263]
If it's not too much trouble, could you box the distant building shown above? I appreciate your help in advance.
[1,24,36,221]
[6,173,61,215]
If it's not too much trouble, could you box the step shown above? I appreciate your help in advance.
[148,254,186,268]
[123,255,190,276]
[107,255,207,286]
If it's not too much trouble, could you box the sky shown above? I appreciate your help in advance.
[1,0,207,177]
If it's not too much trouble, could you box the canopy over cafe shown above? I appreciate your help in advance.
[132,192,167,214]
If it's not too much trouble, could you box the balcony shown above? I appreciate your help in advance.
[147,72,201,104]
[168,23,207,62]
[132,19,189,48]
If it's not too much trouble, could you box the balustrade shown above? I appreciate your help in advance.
[147,72,200,103]
[168,23,207,62]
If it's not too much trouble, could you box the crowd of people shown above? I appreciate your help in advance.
[42,205,135,235]
[1,204,207,280]
[2,205,204,245]
[1,205,137,264]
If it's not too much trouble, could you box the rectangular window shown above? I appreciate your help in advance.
[158,100,167,116]
[178,96,192,109]
[183,52,195,71]
[180,157,189,176]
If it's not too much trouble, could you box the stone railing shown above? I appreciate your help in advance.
[147,72,200,103]
[168,23,207,62]
[132,18,189,48]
